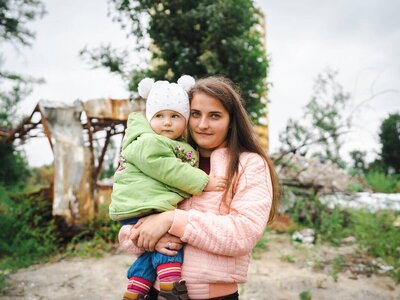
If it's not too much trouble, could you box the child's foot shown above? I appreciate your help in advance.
[157,280,190,300]
[123,290,150,300]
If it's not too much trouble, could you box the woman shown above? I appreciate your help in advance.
[123,76,280,300]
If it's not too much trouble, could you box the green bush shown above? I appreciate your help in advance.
[364,171,400,193]
[0,142,31,188]
[319,207,351,246]
[286,194,400,282]
[65,218,120,258]
[287,195,351,245]
[379,113,400,173]
[0,186,58,271]
[351,210,400,282]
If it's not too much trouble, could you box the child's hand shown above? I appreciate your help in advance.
[204,176,226,192]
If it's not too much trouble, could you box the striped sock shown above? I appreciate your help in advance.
[157,262,182,287]
[126,276,152,296]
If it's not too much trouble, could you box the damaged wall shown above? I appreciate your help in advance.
[39,100,94,224]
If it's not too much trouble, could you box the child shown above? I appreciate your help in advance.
[109,75,224,300]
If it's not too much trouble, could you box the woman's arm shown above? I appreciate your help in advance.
[129,211,175,252]
[131,154,273,257]
[169,153,273,257]
[120,223,182,256]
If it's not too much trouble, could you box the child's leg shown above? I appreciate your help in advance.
[124,252,156,300]
[152,249,184,291]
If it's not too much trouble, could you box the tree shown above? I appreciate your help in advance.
[81,0,268,124]
[349,150,367,175]
[0,0,46,46]
[0,0,45,187]
[379,113,400,174]
[278,69,351,167]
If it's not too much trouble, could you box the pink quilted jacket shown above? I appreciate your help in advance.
[119,148,273,299]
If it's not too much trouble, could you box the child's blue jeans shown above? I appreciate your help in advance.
[121,217,184,282]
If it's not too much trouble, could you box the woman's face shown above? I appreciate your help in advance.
[189,92,230,157]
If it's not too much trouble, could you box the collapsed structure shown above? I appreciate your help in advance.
[1,98,145,228]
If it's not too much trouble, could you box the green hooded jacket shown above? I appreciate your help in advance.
[109,113,209,221]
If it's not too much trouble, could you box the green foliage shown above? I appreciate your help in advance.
[330,255,344,282]
[319,207,350,246]
[0,0,45,192]
[279,69,350,167]
[252,228,270,259]
[349,150,367,175]
[287,195,400,282]
[0,142,31,187]
[364,171,400,193]
[65,218,120,258]
[351,210,400,281]
[280,254,295,263]
[84,0,268,124]
[299,290,312,300]
[346,181,364,193]
[379,113,400,174]
[0,0,46,126]
[0,0,46,46]
[287,194,323,229]
[26,164,53,191]
[0,186,58,272]
[287,196,350,246]
[0,185,121,289]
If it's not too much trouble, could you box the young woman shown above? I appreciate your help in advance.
[122,76,280,300]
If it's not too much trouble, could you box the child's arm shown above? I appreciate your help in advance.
[204,175,227,191]
[118,225,144,256]
[122,136,209,195]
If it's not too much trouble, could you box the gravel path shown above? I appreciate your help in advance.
[1,233,398,300]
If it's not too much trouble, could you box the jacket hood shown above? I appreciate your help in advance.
[122,112,154,150]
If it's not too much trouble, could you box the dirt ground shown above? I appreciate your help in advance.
[1,232,399,300]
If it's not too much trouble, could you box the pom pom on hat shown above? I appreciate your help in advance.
[177,75,195,92]
[138,78,155,99]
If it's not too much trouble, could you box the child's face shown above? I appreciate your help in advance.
[150,110,186,140]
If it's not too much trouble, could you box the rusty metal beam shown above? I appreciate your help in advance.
[94,129,111,181]
[36,104,54,151]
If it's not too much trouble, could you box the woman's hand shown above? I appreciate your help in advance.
[129,211,175,251]
[155,233,183,256]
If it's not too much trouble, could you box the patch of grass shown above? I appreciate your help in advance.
[280,254,295,263]
[286,194,400,282]
[312,258,324,272]
[0,186,59,290]
[0,187,59,271]
[65,219,120,258]
[315,278,327,289]
[319,207,351,246]
[364,171,400,193]
[287,196,351,246]
[347,181,363,193]
[299,289,312,300]
[252,228,270,259]
[0,273,6,290]
[330,256,344,282]
[351,210,400,282]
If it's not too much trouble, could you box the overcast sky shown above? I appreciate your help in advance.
[2,0,399,166]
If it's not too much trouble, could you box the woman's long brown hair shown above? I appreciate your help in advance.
[188,76,280,225]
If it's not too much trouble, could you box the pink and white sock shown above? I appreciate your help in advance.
[156,262,182,283]
[127,276,152,295]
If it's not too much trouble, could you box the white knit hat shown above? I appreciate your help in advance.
[138,75,195,123]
